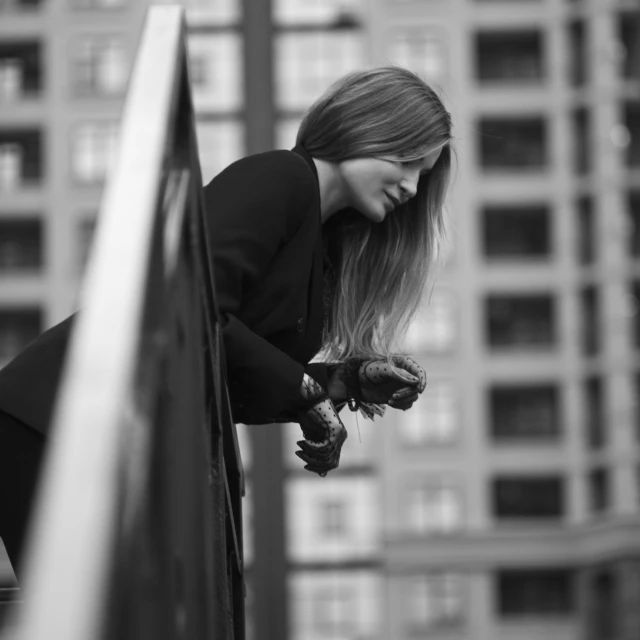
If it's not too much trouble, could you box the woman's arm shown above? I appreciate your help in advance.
[202,151,319,423]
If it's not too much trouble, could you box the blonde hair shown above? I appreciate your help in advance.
[296,66,453,362]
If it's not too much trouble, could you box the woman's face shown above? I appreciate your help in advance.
[339,147,442,223]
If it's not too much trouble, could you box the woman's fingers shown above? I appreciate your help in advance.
[296,448,340,475]
[393,355,427,393]
[391,385,418,400]
[389,395,418,410]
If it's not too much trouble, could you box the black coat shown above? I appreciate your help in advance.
[0,145,328,434]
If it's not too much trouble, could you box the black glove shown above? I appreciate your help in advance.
[339,355,427,412]
[294,373,348,477]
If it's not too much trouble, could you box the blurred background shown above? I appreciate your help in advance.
[0,0,639,639]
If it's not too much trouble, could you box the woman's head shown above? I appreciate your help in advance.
[298,67,454,362]
[297,66,452,165]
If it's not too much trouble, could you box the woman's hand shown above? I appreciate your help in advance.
[295,397,347,476]
[357,355,427,410]
[293,373,348,476]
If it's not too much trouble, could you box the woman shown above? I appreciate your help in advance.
[0,66,453,576]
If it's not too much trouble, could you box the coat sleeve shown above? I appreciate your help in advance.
[202,152,318,424]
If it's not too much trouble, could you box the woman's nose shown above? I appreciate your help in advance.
[400,174,419,200]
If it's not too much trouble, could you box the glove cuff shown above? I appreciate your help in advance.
[334,358,365,411]
[335,359,386,420]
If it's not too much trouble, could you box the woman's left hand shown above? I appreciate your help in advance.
[358,355,427,410]
[386,355,427,410]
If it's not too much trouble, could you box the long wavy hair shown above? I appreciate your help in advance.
[296,66,454,362]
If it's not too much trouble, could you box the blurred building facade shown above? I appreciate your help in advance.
[1,0,640,639]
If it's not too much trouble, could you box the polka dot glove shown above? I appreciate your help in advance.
[294,373,348,477]
[358,355,427,410]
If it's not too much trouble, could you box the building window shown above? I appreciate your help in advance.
[0,308,42,362]
[490,384,560,440]
[183,0,240,25]
[482,204,550,259]
[619,11,640,82]
[0,41,42,100]
[485,294,555,349]
[388,29,447,83]
[274,0,364,25]
[632,281,640,349]
[275,31,365,112]
[71,122,118,184]
[475,30,543,83]
[478,117,547,171]
[0,129,42,187]
[1,0,44,10]
[404,574,464,633]
[591,569,617,639]
[583,376,604,449]
[195,120,244,184]
[629,193,640,259]
[404,291,457,353]
[568,20,587,86]
[573,107,591,175]
[320,499,347,537]
[188,33,242,112]
[0,58,22,102]
[398,381,459,446]
[286,476,378,562]
[626,102,640,168]
[580,285,599,356]
[0,219,42,272]
[69,0,127,10]
[312,587,356,636]
[290,571,381,640]
[496,569,574,616]
[578,196,595,264]
[71,37,128,97]
[493,476,564,519]
[404,478,462,534]
[0,143,22,190]
[588,467,609,513]
[636,374,640,445]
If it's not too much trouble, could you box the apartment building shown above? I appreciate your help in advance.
[268,1,640,639]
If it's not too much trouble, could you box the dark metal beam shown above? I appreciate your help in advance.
[248,424,289,640]
[242,0,275,154]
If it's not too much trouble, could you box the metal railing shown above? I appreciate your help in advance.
[0,6,244,639]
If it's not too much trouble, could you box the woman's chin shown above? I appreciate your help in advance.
[360,205,387,223]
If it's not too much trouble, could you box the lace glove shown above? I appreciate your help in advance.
[339,355,427,413]
[294,373,348,477]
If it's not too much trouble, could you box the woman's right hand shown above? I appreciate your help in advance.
[293,373,348,476]
[295,397,348,476]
